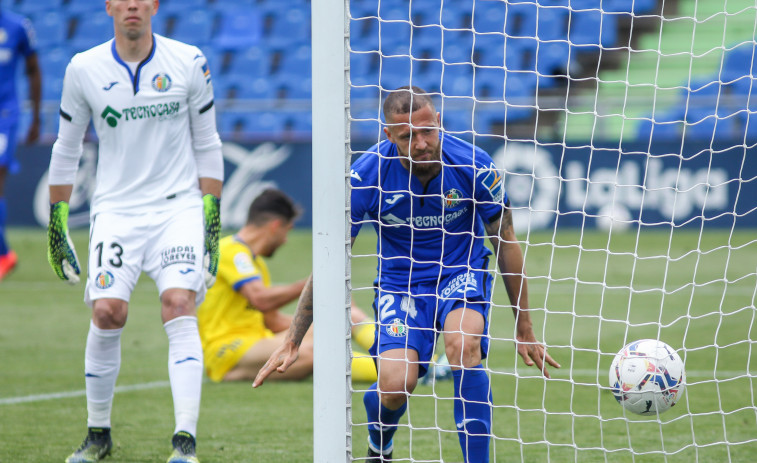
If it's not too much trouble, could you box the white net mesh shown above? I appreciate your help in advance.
[341,0,757,461]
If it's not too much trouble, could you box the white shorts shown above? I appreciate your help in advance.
[84,205,206,307]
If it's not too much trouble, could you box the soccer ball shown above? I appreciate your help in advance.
[609,339,686,415]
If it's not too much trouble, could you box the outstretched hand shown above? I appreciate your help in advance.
[252,341,300,388]
[516,328,560,379]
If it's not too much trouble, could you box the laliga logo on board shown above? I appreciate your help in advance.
[152,73,172,92]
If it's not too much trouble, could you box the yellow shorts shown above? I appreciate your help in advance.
[204,330,274,382]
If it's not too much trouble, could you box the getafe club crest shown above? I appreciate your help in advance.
[443,188,462,208]
[152,73,172,92]
[386,318,407,337]
[94,271,115,289]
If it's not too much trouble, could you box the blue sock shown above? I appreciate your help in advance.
[0,198,8,256]
[453,365,492,463]
[363,382,407,453]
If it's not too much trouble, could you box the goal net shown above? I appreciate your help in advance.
[312,0,757,461]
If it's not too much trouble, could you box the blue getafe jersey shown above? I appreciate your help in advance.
[351,132,508,289]
[0,9,36,121]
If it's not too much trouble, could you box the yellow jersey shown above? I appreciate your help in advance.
[198,235,274,381]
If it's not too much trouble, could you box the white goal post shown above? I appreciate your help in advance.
[312,0,757,462]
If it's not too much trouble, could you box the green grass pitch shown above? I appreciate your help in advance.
[1,226,756,462]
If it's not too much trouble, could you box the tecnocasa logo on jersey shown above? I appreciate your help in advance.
[100,101,181,127]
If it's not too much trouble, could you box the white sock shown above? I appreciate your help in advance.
[85,321,122,428]
[164,316,203,437]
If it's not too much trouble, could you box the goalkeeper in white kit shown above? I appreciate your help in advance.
[46,1,223,462]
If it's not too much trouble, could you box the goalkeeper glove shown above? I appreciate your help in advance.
[202,194,221,288]
[47,201,81,284]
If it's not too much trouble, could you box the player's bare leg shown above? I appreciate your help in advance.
[224,329,315,381]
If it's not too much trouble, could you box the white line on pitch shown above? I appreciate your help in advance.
[0,380,170,406]
[3,370,753,406]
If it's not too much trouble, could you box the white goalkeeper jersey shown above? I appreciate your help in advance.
[56,34,222,215]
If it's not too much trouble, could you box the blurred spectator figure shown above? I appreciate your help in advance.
[0,6,41,281]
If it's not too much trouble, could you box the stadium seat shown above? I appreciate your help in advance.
[215,10,262,50]
[721,42,757,83]
[535,6,569,41]
[207,0,255,9]
[217,75,275,100]
[567,8,618,49]
[472,1,506,34]
[505,1,538,38]
[69,12,112,52]
[31,11,67,48]
[605,0,658,15]
[277,72,311,100]
[159,0,207,14]
[265,7,310,48]
[38,46,70,83]
[9,0,62,15]
[169,10,217,47]
[225,46,271,78]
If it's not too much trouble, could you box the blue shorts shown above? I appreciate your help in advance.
[369,269,494,378]
[0,120,20,174]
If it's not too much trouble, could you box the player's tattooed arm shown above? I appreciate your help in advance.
[484,206,560,377]
[287,274,314,347]
[253,274,314,388]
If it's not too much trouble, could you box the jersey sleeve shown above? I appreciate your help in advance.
[350,153,377,238]
[187,50,216,117]
[58,58,92,126]
[186,50,223,179]
[473,152,508,223]
[219,242,261,291]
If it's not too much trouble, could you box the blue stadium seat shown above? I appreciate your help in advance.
[440,110,473,133]
[169,10,217,47]
[225,46,271,78]
[265,7,310,48]
[277,72,311,100]
[215,10,262,50]
[69,12,112,51]
[567,8,618,49]
[350,108,382,138]
[411,25,443,55]
[473,1,506,34]
[276,44,310,77]
[681,80,727,122]
[350,15,380,53]
[442,30,475,64]
[605,0,657,15]
[378,55,413,90]
[159,0,207,14]
[217,75,274,100]
[729,77,757,112]
[473,34,505,67]
[207,0,255,9]
[535,6,569,41]
[31,11,67,48]
[721,42,757,83]
[506,1,538,38]
[38,46,70,83]
[9,0,63,15]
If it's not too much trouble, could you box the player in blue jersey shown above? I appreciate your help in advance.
[254,86,559,462]
[0,6,41,281]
